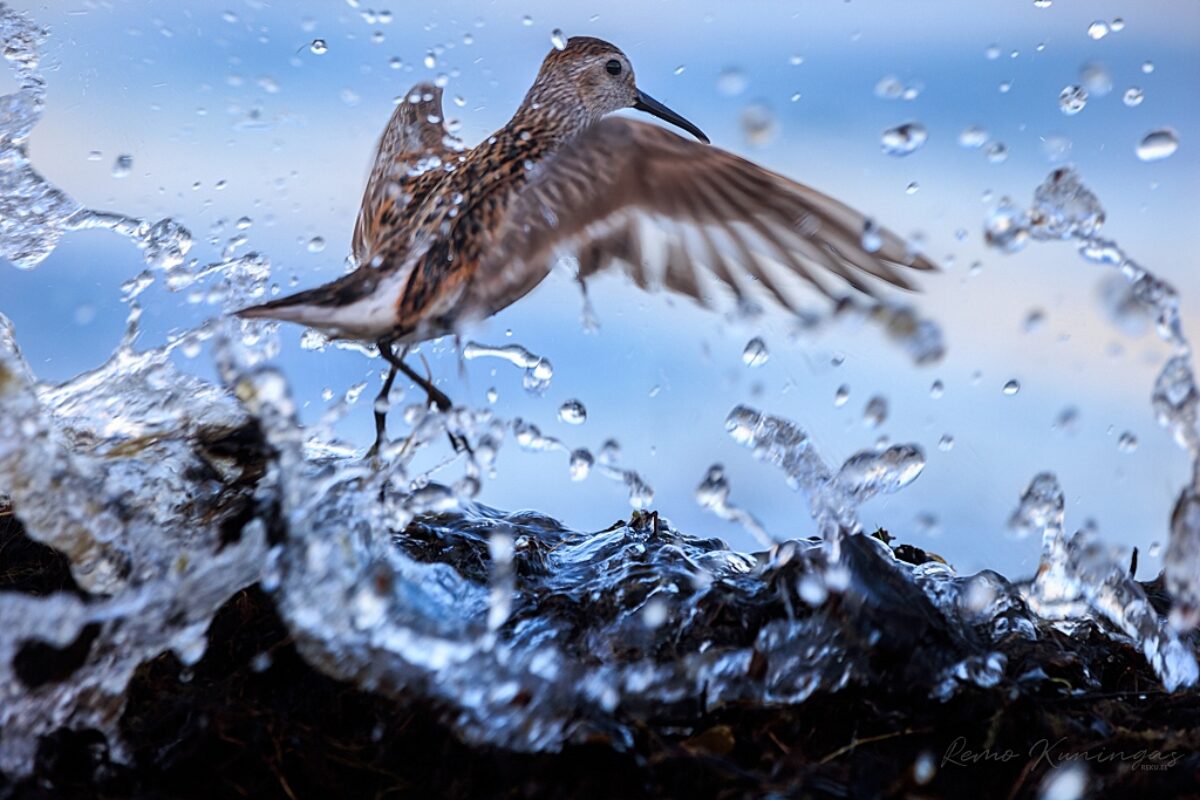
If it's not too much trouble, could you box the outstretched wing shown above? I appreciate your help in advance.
[470,118,934,318]
[352,83,460,265]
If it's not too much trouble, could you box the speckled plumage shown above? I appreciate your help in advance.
[237,36,933,348]
[238,34,936,453]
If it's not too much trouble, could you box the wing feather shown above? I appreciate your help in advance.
[474,117,934,317]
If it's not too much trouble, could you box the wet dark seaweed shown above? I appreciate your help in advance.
[2,508,1198,800]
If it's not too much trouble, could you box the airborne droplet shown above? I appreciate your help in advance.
[112,154,133,178]
[742,336,770,367]
[739,103,778,148]
[557,399,587,425]
[1003,379,1021,396]
[1058,85,1088,115]
[959,125,988,149]
[1123,87,1144,107]
[716,67,747,97]
[568,448,593,480]
[863,395,888,428]
[309,39,327,55]
[550,28,566,51]
[1136,129,1179,162]
[881,122,928,156]
[1086,20,1109,40]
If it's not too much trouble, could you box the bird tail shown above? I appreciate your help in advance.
[234,270,402,341]
[235,282,380,335]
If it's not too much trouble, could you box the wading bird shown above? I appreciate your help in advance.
[237,36,933,453]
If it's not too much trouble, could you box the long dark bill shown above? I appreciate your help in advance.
[633,89,709,144]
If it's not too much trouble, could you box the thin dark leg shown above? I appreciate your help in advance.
[367,365,397,457]
[376,339,467,453]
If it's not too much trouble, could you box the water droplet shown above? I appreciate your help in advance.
[1080,62,1112,97]
[860,218,883,253]
[1059,85,1088,115]
[863,395,888,428]
[1003,379,1021,395]
[1136,128,1179,162]
[300,329,329,351]
[905,181,919,195]
[959,125,988,149]
[880,122,928,156]
[938,434,955,452]
[1023,308,1046,333]
[984,201,1032,251]
[521,15,533,26]
[568,448,593,481]
[1086,20,1109,40]
[642,598,668,628]
[599,439,621,465]
[716,67,747,97]
[874,75,904,100]
[112,154,133,178]
[742,336,769,367]
[930,380,944,399]
[1123,87,1144,107]
[985,141,1009,164]
[1141,60,1154,74]
[673,64,685,75]
[1110,17,1125,32]
[985,44,1001,60]
[557,399,586,425]
[1033,0,1051,8]
[835,384,850,407]
[423,51,436,69]
[1118,431,1138,453]
[1054,406,1080,433]
[998,80,1012,94]
[485,387,498,403]
[236,216,253,230]
[550,28,566,50]
[307,236,325,253]
[310,39,327,54]
[740,102,778,148]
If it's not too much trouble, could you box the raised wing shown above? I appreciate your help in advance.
[352,83,460,265]
[471,118,934,318]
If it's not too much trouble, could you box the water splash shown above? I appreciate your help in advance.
[1,7,1197,784]
[985,166,1200,637]
[463,341,554,394]
[723,405,925,544]
[1012,473,1198,690]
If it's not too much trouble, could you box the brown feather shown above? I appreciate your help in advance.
[474,118,933,317]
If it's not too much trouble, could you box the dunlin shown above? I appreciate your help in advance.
[238,36,934,451]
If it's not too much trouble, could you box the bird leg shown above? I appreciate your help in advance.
[376,339,469,455]
[366,365,398,458]
[378,340,453,412]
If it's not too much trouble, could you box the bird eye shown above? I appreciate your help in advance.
[605,59,622,76]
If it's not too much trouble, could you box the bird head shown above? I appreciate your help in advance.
[530,36,708,143]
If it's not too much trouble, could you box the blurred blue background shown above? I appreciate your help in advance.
[2,0,1198,578]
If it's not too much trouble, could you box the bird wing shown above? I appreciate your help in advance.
[471,117,934,318]
[352,83,460,265]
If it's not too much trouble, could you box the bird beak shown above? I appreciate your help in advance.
[633,89,709,144]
